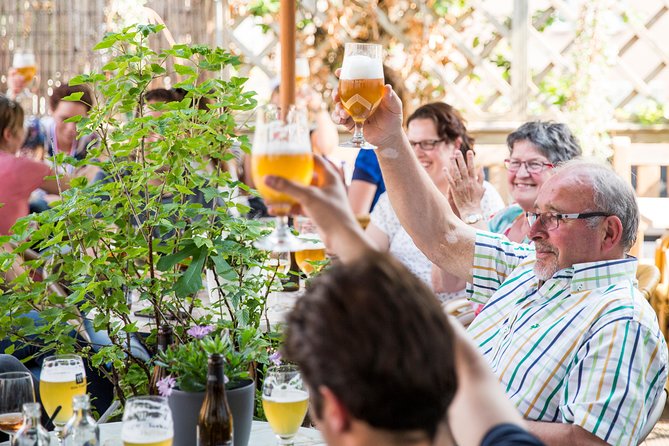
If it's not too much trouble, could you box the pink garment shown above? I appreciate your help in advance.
[0,151,50,235]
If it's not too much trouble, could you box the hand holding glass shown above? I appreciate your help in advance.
[0,372,36,442]
[338,43,384,149]
[262,365,309,445]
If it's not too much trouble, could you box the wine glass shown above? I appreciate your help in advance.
[40,354,87,439]
[122,396,173,446]
[251,105,314,252]
[262,365,309,445]
[338,43,384,149]
[294,217,326,278]
[0,372,36,443]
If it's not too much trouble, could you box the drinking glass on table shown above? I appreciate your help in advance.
[251,105,314,252]
[122,396,173,446]
[294,217,326,278]
[40,354,87,439]
[338,43,384,149]
[262,365,309,445]
[0,372,36,443]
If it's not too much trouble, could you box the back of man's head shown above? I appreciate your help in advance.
[284,252,457,440]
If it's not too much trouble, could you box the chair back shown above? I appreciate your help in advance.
[637,264,661,301]
[656,232,669,283]
[638,388,667,444]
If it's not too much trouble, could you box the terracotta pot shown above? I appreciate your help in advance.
[168,379,255,446]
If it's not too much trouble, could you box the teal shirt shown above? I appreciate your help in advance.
[488,204,526,242]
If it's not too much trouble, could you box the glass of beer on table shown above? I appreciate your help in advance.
[338,43,384,149]
[40,354,87,438]
[0,372,36,443]
[251,105,314,252]
[122,396,173,446]
[294,217,326,277]
[262,365,309,445]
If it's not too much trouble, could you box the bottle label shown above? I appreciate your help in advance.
[196,426,232,446]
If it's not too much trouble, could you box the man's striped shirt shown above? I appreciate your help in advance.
[466,231,668,446]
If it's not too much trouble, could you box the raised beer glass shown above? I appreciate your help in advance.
[13,50,37,84]
[40,354,87,439]
[262,365,309,445]
[339,43,384,149]
[251,105,314,252]
[122,396,173,446]
[0,372,36,443]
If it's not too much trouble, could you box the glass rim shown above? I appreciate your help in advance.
[267,364,301,373]
[126,395,168,404]
[44,353,83,362]
[0,371,33,381]
[344,42,382,48]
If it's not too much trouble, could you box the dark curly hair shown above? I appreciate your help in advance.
[406,102,474,156]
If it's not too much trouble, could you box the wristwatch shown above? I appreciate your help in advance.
[463,213,484,225]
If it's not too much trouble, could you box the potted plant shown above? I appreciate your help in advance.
[0,24,282,444]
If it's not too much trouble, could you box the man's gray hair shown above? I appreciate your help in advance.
[556,160,639,252]
[507,121,582,165]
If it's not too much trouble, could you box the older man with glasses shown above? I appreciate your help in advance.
[264,85,668,446]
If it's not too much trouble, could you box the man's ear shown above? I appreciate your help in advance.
[319,385,352,433]
[601,215,624,253]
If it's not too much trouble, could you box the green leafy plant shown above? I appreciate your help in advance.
[0,23,282,404]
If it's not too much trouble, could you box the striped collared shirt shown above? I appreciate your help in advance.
[466,231,668,446]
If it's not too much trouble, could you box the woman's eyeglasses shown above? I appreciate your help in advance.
[409,139,444,151]
[504,159,554,173]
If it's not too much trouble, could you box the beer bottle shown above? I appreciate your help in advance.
[197,353,233,446]
[12,402,50,446]
[149,324,174,395]
[62,394,100,446]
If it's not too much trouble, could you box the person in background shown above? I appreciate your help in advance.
[366,102,504,302]
[450,121,581,243]
[347,65,408,216]
[284,249,545,446]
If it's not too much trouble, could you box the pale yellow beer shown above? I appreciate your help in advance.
[295,247,326,276]
[40,377,87,425]
[263,389,309,437]
[251,152,314,214]
[339,78,384,123]
[123,436,173,446]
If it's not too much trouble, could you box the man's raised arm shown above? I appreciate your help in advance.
[333,85,476,282]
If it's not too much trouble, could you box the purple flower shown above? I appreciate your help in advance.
[187,325,215,339]
[157,375,176,397]
[269,350,282,366]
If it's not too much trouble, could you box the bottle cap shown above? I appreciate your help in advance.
[72,394,90,410]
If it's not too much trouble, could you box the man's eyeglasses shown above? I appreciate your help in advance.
[409,139,444,151]
[504,159,554,173]
[525,211,611,230]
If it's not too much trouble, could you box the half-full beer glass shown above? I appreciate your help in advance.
[122,396,173,446]
[262,365,309,445]
[251,105,314,252]
[40,354,87,438]
[339,43,384,149]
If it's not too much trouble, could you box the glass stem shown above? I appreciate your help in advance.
[352,121,364,144]
[275,215,291,242]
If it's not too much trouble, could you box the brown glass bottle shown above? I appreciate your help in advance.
[149,324,173,395]
[197,353,233,446]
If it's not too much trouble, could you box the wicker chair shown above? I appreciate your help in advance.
[652,232,669,341]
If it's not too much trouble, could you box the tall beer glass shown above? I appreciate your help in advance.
[262,365,309,445]
[13,50,37,84]
[122,396,173,446]
[251,105,314,252]
[40,354,87,438]
[0,372,36,443]
[338,43,384,149]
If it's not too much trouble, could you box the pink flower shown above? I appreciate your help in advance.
[187,325,215,339]
[269,350,282,366]
[157,375,176,397]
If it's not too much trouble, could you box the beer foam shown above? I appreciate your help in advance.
[263,389,309,403]
[252,119,311,155]
[340,55,384,80]
[40,367,85,382]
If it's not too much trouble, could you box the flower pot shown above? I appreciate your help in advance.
[168,379,255,446]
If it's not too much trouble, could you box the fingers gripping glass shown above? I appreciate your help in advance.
[339,43,384,150]
[526,212,611,230]
[409,139,444,151]
[504,159,554,173]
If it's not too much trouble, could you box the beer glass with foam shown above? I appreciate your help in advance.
[0,372,36,443]
[12,50,37,85]
[40,354,87,438]
[262,365,309,445]
[294,217,326,277]
[122,396,173,446]
[251,105,314,252]
[338,43,384,149]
